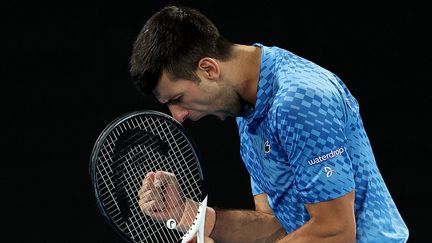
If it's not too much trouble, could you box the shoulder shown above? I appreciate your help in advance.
[267,79,348,138]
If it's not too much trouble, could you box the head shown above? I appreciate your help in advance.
[130,5,241,122]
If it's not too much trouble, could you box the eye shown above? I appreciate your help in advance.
[169,95,182,105]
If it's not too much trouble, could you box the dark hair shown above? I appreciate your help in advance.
[130,5,233,95]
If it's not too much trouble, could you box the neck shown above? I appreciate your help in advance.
[221,44,261,106]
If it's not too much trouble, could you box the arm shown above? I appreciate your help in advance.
[205,191,355,243]
[204,193,285,243]
[277,190,356,243]
[139,172,354,242]
[138,171,282,242]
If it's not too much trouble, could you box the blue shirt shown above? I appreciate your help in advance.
[236,43,409,242]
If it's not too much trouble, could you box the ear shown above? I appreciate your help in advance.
[197,57,220,81]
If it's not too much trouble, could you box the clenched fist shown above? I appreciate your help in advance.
[138,171,185,222]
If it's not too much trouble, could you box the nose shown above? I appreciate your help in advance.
[168,104,189,123]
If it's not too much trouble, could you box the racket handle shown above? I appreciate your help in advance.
[197,196,207,243]
[182,196,208,243]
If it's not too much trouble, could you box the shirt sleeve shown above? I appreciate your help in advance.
[276,82,355,204]
[251,176,265,196]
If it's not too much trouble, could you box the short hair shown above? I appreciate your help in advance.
[130,5,233,95]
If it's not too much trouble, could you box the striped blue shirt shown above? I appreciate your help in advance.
[236,43,408,242]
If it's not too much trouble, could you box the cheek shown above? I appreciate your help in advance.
[194,90,215,105]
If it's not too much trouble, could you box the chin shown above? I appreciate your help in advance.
[220,114,231,120]
[214,112,232,121]
[217,116,226,121]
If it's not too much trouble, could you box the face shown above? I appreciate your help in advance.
[153,72,243,123]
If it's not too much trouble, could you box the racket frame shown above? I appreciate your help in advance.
[90,110,208,243]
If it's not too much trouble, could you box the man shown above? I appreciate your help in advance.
[131,5,409,242]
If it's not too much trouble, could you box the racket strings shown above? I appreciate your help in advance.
[104,122,196,239]
[129,117,202,231]
[126,141,196,232]
[99,120,200,196]
[101,117,198,191]
[101,126,201,203]
[154,118,204,230]
[99,141,153,242]
[115,116,202,198]
[99,127,186,242]
[100,133,201,231]
[96,114,204,242]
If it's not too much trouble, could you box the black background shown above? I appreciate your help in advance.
[2,1,431,242]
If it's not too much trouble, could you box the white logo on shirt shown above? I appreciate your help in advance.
[324,167,335,177]
[307,147,345,166]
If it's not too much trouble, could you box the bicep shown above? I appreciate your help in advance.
[254,193,274,215]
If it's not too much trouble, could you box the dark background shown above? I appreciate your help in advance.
[2,1,430,242]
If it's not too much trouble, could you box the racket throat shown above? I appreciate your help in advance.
[181,196,208,243]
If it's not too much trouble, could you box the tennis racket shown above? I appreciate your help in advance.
[90,110,208,243]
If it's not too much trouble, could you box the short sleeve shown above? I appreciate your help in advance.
[251,176,264,196]
[276,83,355,204]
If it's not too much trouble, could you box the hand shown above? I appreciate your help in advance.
[187,235,215,243]
[138,171,186,224]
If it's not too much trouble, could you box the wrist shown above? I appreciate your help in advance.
[176,199,199,232]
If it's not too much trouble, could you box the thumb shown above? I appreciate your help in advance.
[186,235,214,243]
[204,236,215,243]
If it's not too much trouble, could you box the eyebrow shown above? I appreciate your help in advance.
[152,91,169,105]
[152,88,179,105]
[152,90,166,104]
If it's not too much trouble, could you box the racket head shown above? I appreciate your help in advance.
[90,110,207,243]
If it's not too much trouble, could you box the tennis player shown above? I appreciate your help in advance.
[134,5,409,242]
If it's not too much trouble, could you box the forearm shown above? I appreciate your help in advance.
[277,191,356,242]
[277,217,356,243]
[207,208,285,243]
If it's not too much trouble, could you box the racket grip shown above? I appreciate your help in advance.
[197,198,207,243]
[182,196,208,243]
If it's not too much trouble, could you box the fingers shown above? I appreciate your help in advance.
[153,171,181,204]
[153,172,166,199]
[138,172,166,214]
[155,171,184,200]
[138,172,154,198]
[154,171,176,186]
[137,171,183,219]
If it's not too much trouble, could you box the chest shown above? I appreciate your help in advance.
[238,117,294,196]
